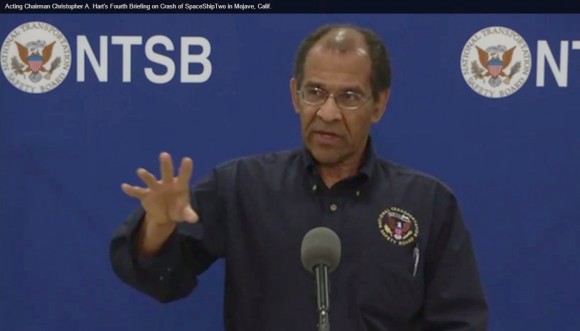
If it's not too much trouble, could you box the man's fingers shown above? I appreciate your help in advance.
[136,168,160,189]
[177,157,193,186]
[160,152,175,184]
[121,183,148,199]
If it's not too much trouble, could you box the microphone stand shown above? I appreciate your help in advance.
[315,265,330,331]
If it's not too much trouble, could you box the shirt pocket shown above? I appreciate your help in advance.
[356,248,425,325]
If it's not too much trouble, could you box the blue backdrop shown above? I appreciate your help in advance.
[1,14,579,331]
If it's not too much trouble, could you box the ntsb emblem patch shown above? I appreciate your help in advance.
[377,207,419,246]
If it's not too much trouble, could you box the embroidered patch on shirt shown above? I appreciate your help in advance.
[377,207,419,246]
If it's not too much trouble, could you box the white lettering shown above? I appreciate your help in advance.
[5,3,23,10]
[76,35,212,83]
[181,37,212,83]
[144,36,175,84]
[111,36,143,82]
[536,40,569,87]
[77,36,108,82]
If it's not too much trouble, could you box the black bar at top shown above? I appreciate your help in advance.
[1,0,579,14]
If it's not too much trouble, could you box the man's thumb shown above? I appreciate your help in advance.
[182,206,199,223]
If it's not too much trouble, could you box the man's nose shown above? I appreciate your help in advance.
[316,96,342,122]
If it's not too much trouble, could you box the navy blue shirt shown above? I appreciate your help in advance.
[110,140,488,330]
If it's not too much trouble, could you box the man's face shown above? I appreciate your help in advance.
[291,43,389,167]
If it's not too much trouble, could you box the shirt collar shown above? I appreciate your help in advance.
[301,136,377,180]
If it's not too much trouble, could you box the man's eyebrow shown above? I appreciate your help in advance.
[303,82,364,93]
[303,81,325,88]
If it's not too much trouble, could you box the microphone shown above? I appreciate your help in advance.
[301,227,342,331]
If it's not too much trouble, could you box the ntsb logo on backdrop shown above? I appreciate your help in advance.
[461,26,532,99]
[2,21,213,94]
[1,21,72,94]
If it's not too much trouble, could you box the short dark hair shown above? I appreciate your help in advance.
[293,24,392,100]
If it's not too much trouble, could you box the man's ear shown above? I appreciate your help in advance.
[290,77,300,114]
[371,88,390,123]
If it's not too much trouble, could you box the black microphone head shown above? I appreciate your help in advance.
[301,227,341,273]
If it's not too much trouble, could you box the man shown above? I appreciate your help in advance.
[110,24,489,330]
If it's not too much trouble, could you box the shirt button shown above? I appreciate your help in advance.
[159,276,165,281]
[355,191,360,196]
[312,184,318,192]
[330,204,337,212]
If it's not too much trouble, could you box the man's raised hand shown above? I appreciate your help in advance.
[121,152,199,225]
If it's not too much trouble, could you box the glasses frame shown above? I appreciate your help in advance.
[297,86,372,111]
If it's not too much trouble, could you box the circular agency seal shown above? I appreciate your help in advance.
[377,207,419,246]
[460,26,532,99]
[1,21,72,94]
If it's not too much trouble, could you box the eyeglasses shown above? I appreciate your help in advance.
[298,86,372,111]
